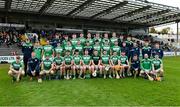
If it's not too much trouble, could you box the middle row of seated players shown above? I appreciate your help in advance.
[26,48,164,82]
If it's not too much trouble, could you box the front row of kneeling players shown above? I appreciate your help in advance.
[8,49,164,83]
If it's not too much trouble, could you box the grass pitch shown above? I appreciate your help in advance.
[0,56,180,106]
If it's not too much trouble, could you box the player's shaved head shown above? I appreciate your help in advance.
[31,52,35,58]
[144,54,148,59]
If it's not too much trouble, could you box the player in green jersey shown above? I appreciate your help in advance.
[72,50,82,79]
[102,40,111,55]
[102,33,110,45]
[71,34,78,46]
[8,56,24,82]
[82,49,92,79]
[64,50,73,80]
[101,50,111,79]
[40,56,54,80]
[86,33,93,46]
[73,41,83,55]
[93,40,102,56]
[152,54,164,81]
[62,35,69,47]
[79,33,86,46]
[119,51,130,77]
[53,53,64,79]
[93,33,102,44]
[33,42,43,60]
[110,32,118,47]
[64,41,73,55]
[91,50,102,77]
[43,40,54,59]
[110,51,122,79]
[111,41,121,56]
[140,54,154,81]
[54,43,64,57]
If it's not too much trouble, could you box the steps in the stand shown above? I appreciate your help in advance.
[0,46,22,56]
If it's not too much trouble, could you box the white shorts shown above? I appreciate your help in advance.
[41,70,51,74]
[122,64,129,67]
[94,65,99,70]
[55,65,61,70]
[75,65,81,69]
[141,69,151,73]
[8,70,25,75]
[84,65,90,69]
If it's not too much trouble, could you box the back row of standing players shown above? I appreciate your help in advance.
[9,32,164,82]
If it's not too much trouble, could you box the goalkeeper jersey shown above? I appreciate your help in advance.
[141,58,152,71]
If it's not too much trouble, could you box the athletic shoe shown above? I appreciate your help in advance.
[66,76,70,80]
[12,77,16,83]
[29,77,33,81]
[48,76,51,80]
[55,76,59,80]
[109,75,112,79]
[38,78,42,83]
[16,77,20,82]
[116,75,120,79]
[64,76,66,79]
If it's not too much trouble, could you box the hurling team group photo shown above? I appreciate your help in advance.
[9,32,164,83]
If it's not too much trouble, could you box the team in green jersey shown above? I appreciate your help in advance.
[9,32,164,82]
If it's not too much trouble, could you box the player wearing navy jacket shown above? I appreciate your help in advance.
[152,43,164,59]
[22,39,33,76]
[130,55,140,78]
[27,52,41,83]
[121,42,130,60]
[142,41,151,59]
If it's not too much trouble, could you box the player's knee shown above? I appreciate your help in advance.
[8,70,12,76]
[140,70,144,74]
[72,66,75,70]
[99,65,102,69]
[60,67,65,71]
[102,66,105,69]
[21,70,25,76]
[40,71,44,75]
[83,66,86,70]
[50,71,54,75]
[161,69,164,72]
